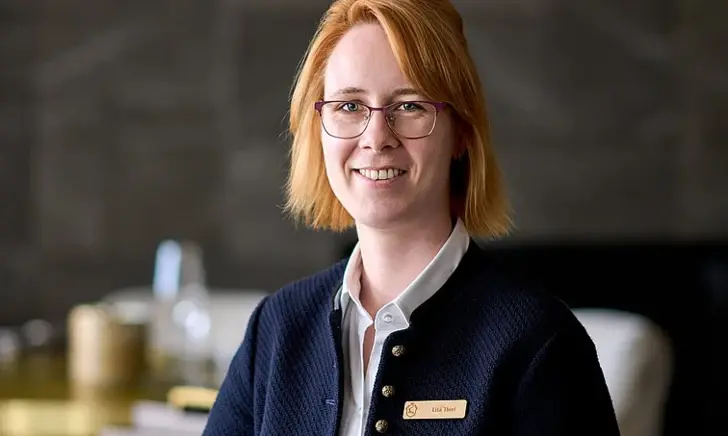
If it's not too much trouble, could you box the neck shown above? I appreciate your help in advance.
[355,212,455,317]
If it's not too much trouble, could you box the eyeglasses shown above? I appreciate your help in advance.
[314,100,447,140]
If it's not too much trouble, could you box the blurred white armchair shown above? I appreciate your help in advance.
[573,308,673,436]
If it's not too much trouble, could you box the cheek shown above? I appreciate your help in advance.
[429,129,458,174]
[323,138,353,163]
[322,138,353,178]
[414,139,453,174]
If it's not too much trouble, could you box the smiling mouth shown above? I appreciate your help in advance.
[356,168,406,181]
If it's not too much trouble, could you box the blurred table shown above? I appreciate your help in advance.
[0,351,172,436]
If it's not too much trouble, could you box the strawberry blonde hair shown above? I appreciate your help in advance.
[285,0,512,238]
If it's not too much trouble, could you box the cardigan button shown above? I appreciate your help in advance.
[381,385,395,398]
[391,345,405,357]
[375,419,389,433]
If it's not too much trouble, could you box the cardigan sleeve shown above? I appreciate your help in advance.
[512,321,622,436]
[203,296,269,436]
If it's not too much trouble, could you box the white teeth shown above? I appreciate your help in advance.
[357,168,404,181]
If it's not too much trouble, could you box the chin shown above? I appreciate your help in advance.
[348,204,411,230]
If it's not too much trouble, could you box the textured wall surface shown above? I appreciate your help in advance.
[0,0,726,326]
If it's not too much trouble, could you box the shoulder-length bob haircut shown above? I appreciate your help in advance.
[285,0,512,238]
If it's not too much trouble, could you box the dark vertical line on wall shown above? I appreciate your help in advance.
[0,1,39,324]
[210,0,244,251]
[0,2,34,248]
[675,0,704,240]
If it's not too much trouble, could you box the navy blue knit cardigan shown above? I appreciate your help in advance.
[204,241,620,435]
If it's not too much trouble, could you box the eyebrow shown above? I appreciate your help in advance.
[329,87,421,99]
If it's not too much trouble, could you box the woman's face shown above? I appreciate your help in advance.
[321,23,456,230]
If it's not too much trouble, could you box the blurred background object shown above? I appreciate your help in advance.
[573,308,673,436]
[147,240,213,385]
[0,0,726,435]
[67,303,146,387]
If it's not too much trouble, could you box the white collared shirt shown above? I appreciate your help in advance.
[336,219,471,436]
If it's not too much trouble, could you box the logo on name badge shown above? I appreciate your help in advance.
[404,403,418,418]
[402,400,467,420]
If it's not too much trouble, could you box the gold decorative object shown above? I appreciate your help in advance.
[67,304,147,387]
[0,400,100,435]
[166,385,218,411]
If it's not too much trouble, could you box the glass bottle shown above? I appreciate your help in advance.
[150,240,212,386]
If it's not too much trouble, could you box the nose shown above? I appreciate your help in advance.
[358,109,399,152]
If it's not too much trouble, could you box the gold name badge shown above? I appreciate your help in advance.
[402,400,468,420]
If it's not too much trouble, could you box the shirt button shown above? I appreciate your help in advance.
[381,385,395,398]
[382,313,393,323]
[375,419,389,433]
[391,345,405,357]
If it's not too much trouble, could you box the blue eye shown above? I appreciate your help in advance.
[338,102,360,112]
[398,102,423,112]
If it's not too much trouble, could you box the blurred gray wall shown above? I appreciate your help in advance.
[1,0,726,324]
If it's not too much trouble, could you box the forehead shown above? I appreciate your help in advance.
[324,23,411,98]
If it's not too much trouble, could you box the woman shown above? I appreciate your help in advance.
[205,0,620,434]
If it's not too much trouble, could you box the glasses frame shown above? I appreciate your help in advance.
[314,100,448,140]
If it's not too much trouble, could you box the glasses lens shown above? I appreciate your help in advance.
[386,102,438,139]
[319,102,370,139]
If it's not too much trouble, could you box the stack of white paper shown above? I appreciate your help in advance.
[100,428,200,436]
[99,401,207,436]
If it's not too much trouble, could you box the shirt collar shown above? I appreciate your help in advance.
[336,218,470,323]
[338,243,363,316]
